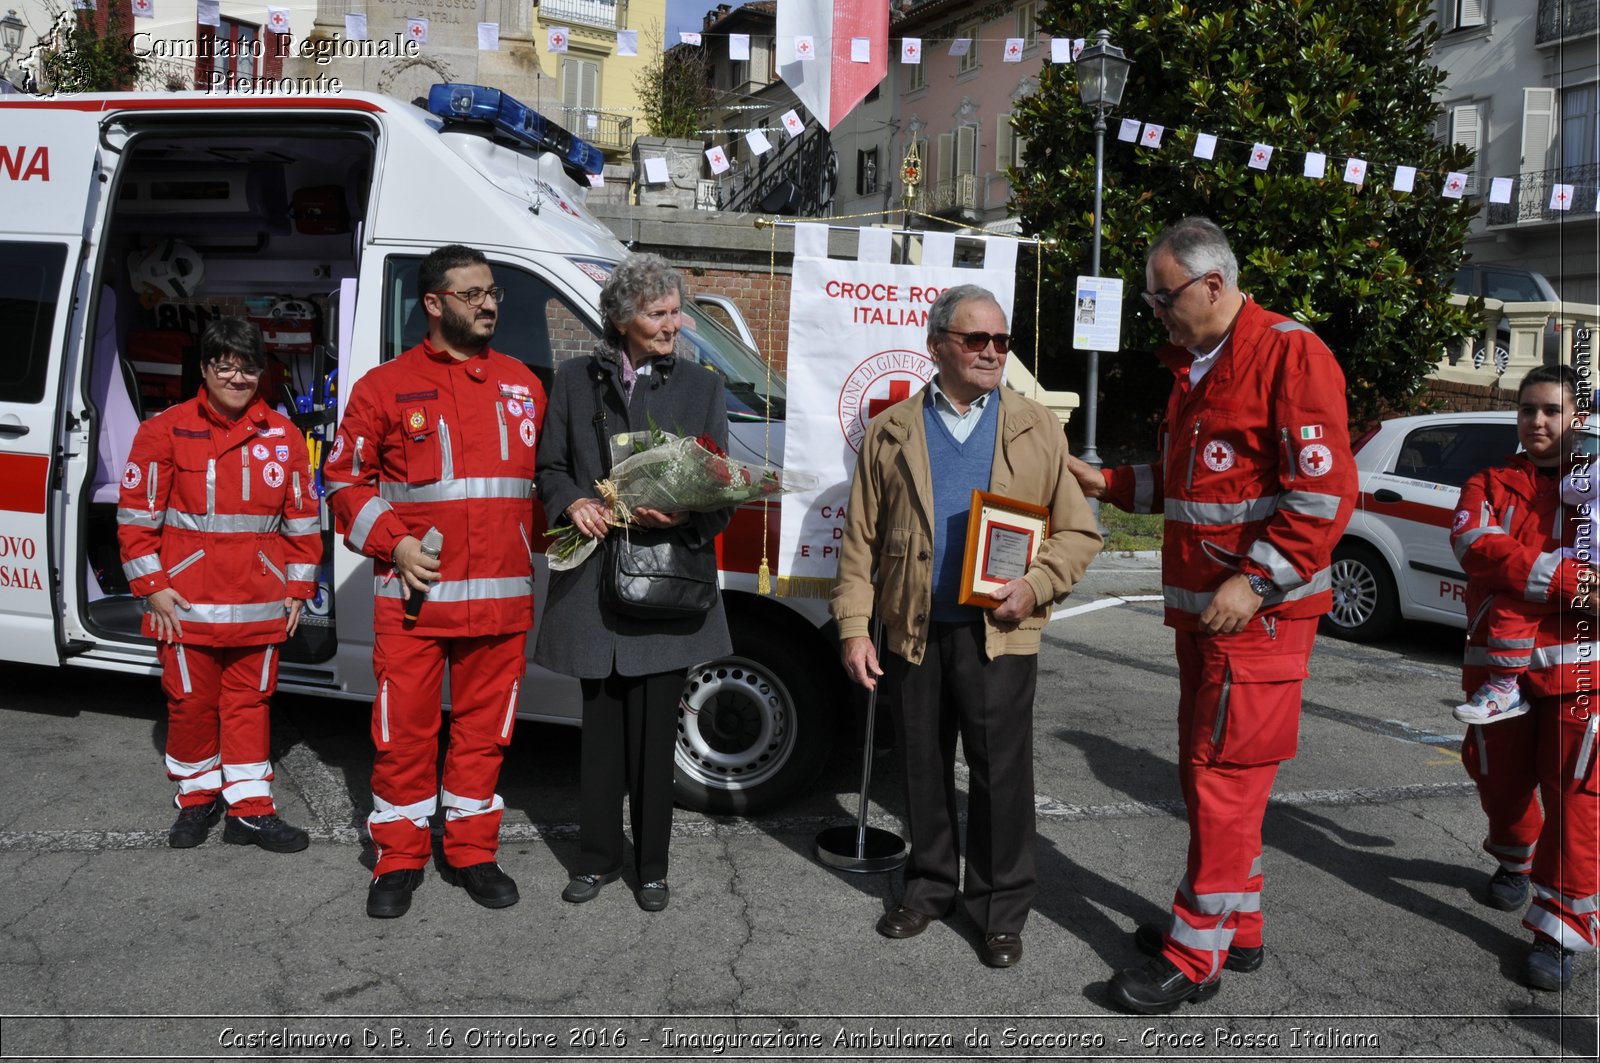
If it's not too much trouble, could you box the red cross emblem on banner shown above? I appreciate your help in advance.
[1350,165,1361,177]
[270,10,284,27]
[553,33,564,46]
[867,380,911,420]
[1145,129,1158,141]
[1448,178,1462,191]
[409,22,423,38]
[710,150,725,166]
[134,0,149,12]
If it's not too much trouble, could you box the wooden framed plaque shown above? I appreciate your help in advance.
[958,489,1051,609]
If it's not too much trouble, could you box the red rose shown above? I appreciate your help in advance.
[695,433,726,458]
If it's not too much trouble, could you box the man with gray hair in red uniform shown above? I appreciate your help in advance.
[325,244,546,919]
[1068,216,1356,1013]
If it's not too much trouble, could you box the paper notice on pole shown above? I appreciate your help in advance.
[1070,276,1123,352]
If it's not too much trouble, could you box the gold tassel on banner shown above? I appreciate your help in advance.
[776,575,837,599]
[757,559,772,596]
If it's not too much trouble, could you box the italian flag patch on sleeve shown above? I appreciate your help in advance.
[1300,425,1324,441]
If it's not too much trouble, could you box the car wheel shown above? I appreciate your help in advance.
[1322,542,1400,642]
[1471,341,1511,375]
[673,622,834,815]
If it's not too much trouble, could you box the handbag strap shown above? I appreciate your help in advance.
[591,364,613,478]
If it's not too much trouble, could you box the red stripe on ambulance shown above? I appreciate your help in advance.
[0,454,49,514]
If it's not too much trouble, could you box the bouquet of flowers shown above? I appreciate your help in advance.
[546,428,814,570]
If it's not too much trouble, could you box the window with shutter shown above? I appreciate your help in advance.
[1015,2,1038,45]
[1446,0,1486,31]
[1450,104,1481,192]
[560,59,600,111]
[957,124,977,176]
[937,132,955,185]
[1560,84,1598,169]
[1521,87,1557,174]
[957,24,979,73]
[996,114,1012,170]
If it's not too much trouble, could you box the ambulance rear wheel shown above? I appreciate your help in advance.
[673,623,833,815]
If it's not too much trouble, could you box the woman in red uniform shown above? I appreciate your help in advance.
[118,317,321,852]
[1453,362,1599,990]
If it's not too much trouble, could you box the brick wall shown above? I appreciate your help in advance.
[681,268,793,376]
[1419,378,1518,413]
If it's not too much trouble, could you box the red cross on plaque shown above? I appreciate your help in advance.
[1351,166,1361,177]
[867,380,912,421]
[1304,450,1327,473]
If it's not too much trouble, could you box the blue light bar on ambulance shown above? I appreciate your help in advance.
[425,83,606,176]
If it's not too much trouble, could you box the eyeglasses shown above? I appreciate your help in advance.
[208,363,263,380]
[940,329,1012,354]
[1140,273,1207,310]
[431,286,506,308]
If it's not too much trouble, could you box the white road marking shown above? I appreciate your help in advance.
[1051,594,1162,622]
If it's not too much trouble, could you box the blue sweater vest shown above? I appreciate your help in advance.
[924,392,998,622]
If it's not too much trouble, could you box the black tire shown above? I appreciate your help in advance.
[672,615,835,815]
[1322,541,1400,642]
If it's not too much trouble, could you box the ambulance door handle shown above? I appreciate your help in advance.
[1373,489,1402,504]
[0,423,30,437]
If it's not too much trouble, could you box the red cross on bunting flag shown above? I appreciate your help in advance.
[132,0,153,18]
[1550,183,1574,211]
[406,17,428,43]
[1141,124,1164,149]
[1342,158,1366,185]
[266,5,288,31]
[1004,38,1023,61]
[794,35,814,59]
[1248,143,1274,170]
[901,38,920,62]
[705,147,730,175]
[1442,172,1467,199]
[547,27,567,52]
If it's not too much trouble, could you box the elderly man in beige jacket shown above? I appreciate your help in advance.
[832,284,1102,969]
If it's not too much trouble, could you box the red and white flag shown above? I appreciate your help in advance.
[406,18,428,44]
[1139,123,1164,149]
[778,0,888,131]
[266,5,289,33]
[1003,38,1024,62]
[780,109,805,138]
[547,27,568,53]
[1442,172,1467,199]
[901,38,920,63]
[1551,183,1575,211]
[131,0,153,19]
[706,146,730,175]
[1248,143,1273,171]
[1343,157,1366,185]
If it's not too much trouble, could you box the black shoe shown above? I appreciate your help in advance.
[980,932,1023,968]
[562,870,621,904]
[876,904,936,939]
[637,880,669,912]
[444,861,520,909]
[1486,866,1531,911]
[1135,922,1264,973]
[222,813,309,853]
[1108,955,1222,1015]
[367,868,424,919]
[168,799,223,849]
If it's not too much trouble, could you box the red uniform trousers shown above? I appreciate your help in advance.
[367,630,525,875]
[158,641,281,817]
[1162,615,1316,983]
[1462,696,1600,952]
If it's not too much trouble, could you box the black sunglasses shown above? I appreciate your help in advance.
[941,329,1012,354]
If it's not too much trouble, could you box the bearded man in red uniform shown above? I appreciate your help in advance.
[325,245,546,919]
[1068,217,1356,1012]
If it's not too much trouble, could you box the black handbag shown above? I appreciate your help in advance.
[591,367,718,621]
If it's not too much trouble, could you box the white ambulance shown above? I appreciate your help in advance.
[0,84,839,814]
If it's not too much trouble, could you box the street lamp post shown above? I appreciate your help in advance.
[0,10,25,85]
[1073,28,1132,469]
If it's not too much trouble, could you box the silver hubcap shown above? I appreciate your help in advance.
[1327,557,1378,630]
[676,655,797,791]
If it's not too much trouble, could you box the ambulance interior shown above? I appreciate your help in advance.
[81,125,377,665]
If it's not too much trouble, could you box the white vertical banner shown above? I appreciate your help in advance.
[777,238,1018,592]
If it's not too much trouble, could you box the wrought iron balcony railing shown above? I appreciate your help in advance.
[1537,0,1598,44]
[1488,161,1600,226]
[556,107,632,153]
[538,0,620,30]
[925,173,979,216]
[135,55,200,92]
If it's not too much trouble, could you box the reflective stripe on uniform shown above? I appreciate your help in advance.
[1526,550,1562,600]
[181,601,292,625]
[1272,321,1310,333]
[1532,881,1600,916]
[1528,642,1600,669]
[370,791,437,826]
[1525,903,1599,952]
[1248,540,1305,589]
[222,779,272,803]
[1454,525,1506,562]
[1131,464,1156,513]
[117,508,164,529]
[377,477,533,504]
[165,752,220,794]
[258,645,275,692]
[349,496,394,552]
[441,789,505,819]
[1278,490,1344,519]
[284,516,320,537]
[1165,496,1278,526]
[1178,876,1245,915]
[122,553,163,579]
[1169,919,1234,952]
[1165,567,1331,614]
[175,645,192,694]
[502,680,518,739]
[373,575,533,603]
[164,510,283,534]
[287,564,319,583]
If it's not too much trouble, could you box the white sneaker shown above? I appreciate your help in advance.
[1454,683,1530,725]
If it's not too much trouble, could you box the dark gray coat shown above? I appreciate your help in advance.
[534,343,734,679]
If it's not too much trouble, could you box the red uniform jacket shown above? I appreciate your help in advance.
[323,339,546,637]
[1452,456,1593,698]
[117,391,320,646]
[1103,297,1357,631]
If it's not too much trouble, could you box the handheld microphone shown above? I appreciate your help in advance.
[402,526,443,624]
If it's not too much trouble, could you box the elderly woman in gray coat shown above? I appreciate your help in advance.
[535,253,733,912]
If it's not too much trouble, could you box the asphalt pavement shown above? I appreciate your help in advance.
[1,561,1597,1061]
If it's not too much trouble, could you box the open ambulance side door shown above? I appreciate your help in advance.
[0,105,102,665]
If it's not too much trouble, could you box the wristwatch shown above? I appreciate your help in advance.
[1245,573,1276,598]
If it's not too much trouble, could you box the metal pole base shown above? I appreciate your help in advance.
[815,825,907,873]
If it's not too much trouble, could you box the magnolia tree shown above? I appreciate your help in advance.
[31,3,144,94]
[1010,0,1479,428]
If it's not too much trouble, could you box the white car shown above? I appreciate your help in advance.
[1325,410,1600,641]
[1324,411,1519,641]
